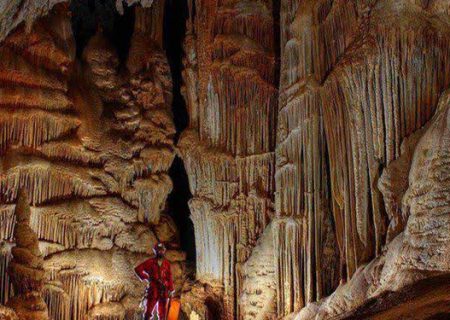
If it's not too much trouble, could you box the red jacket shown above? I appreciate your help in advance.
[135,258,174,299]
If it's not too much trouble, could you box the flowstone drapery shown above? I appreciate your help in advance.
[178,0,278,317]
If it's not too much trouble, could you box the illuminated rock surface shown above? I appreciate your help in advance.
[0,2,185,320]
[179,0,278,316]
[7,189,48,320]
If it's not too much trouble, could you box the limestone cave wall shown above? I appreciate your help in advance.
[178,0,278,318]
[181,0,450,319]
[276,1,450,318]
[0,2,186,320]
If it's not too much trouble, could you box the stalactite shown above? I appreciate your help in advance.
[188,198,223,281]
[273,218,303,315]
[0,110,80,151]
[322,23,450,276]
[214,10,274,51]
[294,89,450,320]
[180,132,275,209]
[49,271,126,320]
[201,66,277,156]
[42,248,183,320]
[277,1,450,319]
[0,165,107,205]
[121,174,172,224]
[0,205,15,241]
[0,242,13,305]
[179,0,277,316]
[43,284,70,320]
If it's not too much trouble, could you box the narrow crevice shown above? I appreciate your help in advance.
[164,0,189,140]
[167,157,195,264]
[272,0,281,89]
[163,0,195,265]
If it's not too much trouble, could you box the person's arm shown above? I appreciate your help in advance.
[134,259,150,281]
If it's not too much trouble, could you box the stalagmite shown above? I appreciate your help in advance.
[6,188,48,320]
[239,223,277,320]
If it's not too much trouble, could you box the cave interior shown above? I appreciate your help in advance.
[0,0,450,320]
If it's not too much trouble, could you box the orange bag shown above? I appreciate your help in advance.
[166,298,181,320]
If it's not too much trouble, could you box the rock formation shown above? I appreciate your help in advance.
[0,304,18,320]
[276,0,450,318]
[0,2,186,320]
[179,0,278,317]
[1,0,450,319]
[179,0,450,319]
[294,88,450,320]
[7,188,48,320]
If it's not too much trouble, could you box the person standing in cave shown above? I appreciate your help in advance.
[135,243,175,320]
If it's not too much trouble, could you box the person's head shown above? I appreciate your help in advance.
[153,243,166,258]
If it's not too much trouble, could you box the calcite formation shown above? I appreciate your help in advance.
[180,0,450,319]
[0,2,186,320]
[1,0,450,319]
[275,0,450,318]
[0,304,18,320]
[7,188,48,320]
[179,0,278,317]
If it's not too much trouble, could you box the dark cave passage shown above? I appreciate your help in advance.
[163,0,196,265]
[167,157,195,264]
[164,0,189,139]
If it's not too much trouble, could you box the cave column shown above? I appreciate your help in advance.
[179,0,278,317]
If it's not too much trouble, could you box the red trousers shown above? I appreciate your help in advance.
[144,298,167,320]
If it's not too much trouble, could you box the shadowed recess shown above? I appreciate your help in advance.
[164,0,189,138]
[70,0,135,65]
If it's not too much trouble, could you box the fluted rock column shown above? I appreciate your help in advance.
[180,0,278,317]
[7,188,48,320]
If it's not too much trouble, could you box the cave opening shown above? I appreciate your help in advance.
[163,0,196,266]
